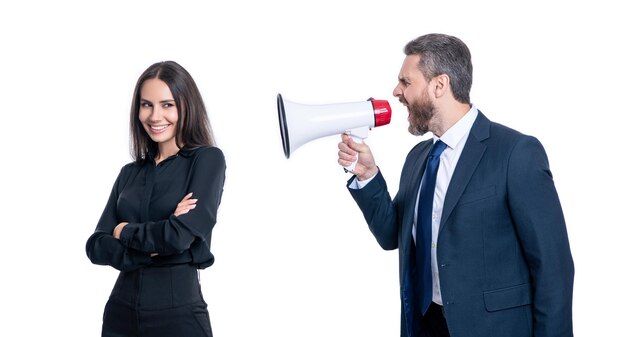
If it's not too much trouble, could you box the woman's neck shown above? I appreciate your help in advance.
[155,142,181,164]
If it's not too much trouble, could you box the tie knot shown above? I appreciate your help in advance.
[430,140,447,158]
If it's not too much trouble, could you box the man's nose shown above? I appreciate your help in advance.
[392,84,402,97]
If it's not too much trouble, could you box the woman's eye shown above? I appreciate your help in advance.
[163,103,175,108]
[140,102,151,108]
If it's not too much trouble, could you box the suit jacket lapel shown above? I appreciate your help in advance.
[440,112,490,230]
[401,143,431,249]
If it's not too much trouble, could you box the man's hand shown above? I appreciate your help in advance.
[338,133,379,180]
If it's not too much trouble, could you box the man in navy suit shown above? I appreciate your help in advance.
[338,33,574,337]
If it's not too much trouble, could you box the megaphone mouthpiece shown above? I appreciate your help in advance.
[370,98,392,127]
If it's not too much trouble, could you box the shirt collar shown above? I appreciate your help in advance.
[434,105,479,150]
[178,146,195,157]
[146,145,193,162]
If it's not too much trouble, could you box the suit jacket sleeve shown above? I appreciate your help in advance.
[347,171,400,250]
[507,136,574,337]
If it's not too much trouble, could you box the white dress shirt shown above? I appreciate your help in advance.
[418,106,477,305]
[350,105,478,305]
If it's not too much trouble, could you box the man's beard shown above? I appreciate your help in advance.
[406,91,435,136]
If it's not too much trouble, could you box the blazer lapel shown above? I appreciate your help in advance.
[401,143,431,249]
[440,112,490,230]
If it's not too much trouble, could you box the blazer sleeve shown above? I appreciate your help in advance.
[118,147,226,256]
[347,171,399,250]
[507,136,574,337]
[85,166,153,271]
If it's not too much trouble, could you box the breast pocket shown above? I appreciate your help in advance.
[457,185,496,206]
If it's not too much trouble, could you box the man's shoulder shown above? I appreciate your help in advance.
[479,118,546,159]
[487,121,542,150]
[474,111,526,140]
[476,111,534,144]
[489,120,525,138]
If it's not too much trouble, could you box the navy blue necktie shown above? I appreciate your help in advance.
[416,139,447,315]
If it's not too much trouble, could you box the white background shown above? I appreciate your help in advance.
[1,1,624,336]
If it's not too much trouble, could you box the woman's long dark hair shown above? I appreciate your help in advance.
[129,61,215,161]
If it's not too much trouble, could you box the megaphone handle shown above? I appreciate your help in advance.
[344,136,363,174]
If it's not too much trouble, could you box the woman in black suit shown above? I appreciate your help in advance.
[86,61,225,337]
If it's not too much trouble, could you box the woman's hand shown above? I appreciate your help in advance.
[114,221,159,257]
[113,222,128,239]
[175,192,198,216]
[113,193,196,254]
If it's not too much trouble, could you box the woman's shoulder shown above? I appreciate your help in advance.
[118,161,137,173]
[184,146,226,168]
[111,160,145,189]
[117,160,147,179]
[184,145,224,158]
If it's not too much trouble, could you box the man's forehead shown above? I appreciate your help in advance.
[398,55,421,78]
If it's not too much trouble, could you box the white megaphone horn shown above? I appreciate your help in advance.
[277,93,392,173]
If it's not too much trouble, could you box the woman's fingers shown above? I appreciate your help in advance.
[175,193,198,216]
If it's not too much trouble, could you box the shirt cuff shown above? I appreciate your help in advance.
[348,173,377,189]
[119,223,137,249]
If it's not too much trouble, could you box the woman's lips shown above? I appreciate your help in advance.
[149,124,170,134]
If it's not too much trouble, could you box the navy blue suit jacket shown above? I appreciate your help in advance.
[348,112,574,337]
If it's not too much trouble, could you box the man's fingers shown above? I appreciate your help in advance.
[338,148,357,163]
[338,137,359,156]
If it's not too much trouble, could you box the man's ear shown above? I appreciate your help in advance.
[433,74,449,99]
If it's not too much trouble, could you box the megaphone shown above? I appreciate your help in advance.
[277,93,392,173]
